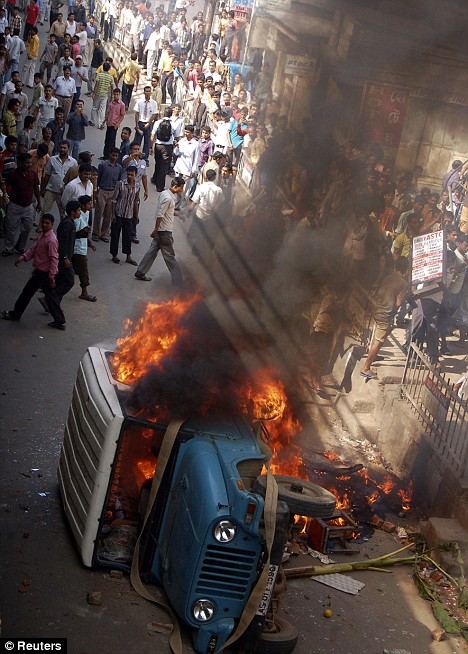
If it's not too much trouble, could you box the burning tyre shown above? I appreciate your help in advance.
[253,475,336,518]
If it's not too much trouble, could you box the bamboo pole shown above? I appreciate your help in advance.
[284,543,416,579]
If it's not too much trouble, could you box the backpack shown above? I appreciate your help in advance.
[156,119,172,142]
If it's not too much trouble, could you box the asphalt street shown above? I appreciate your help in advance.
[0,28,467,654]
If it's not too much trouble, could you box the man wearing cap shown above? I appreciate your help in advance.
[102,87,125,160]
[53,65,76,120]
[70,54,89,109]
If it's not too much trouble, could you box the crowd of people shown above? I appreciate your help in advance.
[0,0,467,392]
[0,0,261,327]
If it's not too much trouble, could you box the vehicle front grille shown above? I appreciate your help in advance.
[195,544,258,601]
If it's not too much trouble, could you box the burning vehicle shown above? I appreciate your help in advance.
[58,295,337,653]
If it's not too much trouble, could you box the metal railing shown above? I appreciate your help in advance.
[401,342,468,482]
[345,280,377,349]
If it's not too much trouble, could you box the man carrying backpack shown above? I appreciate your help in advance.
[134,85,158,165]
[150,106,175,192]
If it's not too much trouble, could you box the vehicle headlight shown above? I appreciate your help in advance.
[213,520,237,543]
[193,599,216,622]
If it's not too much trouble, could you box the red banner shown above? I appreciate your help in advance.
[361,83,408,166]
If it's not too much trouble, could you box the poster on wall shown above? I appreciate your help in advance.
[360,83,408,167]
[411,230,445,286]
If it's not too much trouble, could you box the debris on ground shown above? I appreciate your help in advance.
[146,622,173,636]
[86,592,102,606]
[312,572,365,595]
[431,627,446,641]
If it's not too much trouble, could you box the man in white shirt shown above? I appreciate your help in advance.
[61,162,93,208]
[53,65,76,120]
[173,124,198,184]
[134,85,158,164]
[6,31,25,81]
[129,8,142,54]
[144,28,160,79]
[134,176,185,285]
[189,168,224,258]
[70,55,88,108]
[34,83,58,135]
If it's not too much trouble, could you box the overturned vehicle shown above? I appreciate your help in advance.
[58,346,336,653]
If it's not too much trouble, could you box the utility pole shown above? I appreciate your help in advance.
[204,0,217,37]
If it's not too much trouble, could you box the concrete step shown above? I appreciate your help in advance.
[422,517,468,578]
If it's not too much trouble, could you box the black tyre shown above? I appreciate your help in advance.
[257,617,299,654]
[253,475,336,518]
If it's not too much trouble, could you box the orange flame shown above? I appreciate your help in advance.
[323,451,343,463]
[379,475,395,495]
[111,294,200,385]
[366,490,380,504]
[398,481,413,511]
[248,380,287,421]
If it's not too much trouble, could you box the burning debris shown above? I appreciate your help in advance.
[109,294,414,548]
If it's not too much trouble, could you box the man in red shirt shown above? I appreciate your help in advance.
[2,151,41,256]
[102,87,125,159]
[24,0,39,41]
[1,213,66,329]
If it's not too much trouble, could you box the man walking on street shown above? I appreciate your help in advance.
[23,26,40,88]
[1,213,66,329]
[119,51,141,109]
[134,176,184,285]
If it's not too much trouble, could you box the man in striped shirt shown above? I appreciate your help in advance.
[90,61,113,128]
[110,165,138,266]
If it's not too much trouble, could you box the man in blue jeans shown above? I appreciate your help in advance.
[134,176,184,285]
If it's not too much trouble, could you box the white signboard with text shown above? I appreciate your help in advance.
[411,230,445,285]
[284,55,315,78]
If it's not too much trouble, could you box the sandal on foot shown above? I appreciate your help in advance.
[79,295,97,302]
[360,371,378,380]
[126,259,138,266]
[135,274,151,281]
[112,257,120,264]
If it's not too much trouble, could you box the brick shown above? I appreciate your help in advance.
[87,591,102,606]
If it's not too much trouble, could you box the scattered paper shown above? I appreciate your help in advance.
[312,573,365,595]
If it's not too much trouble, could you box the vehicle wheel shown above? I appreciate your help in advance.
[253,475,336,517]
[257,617,298,654]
